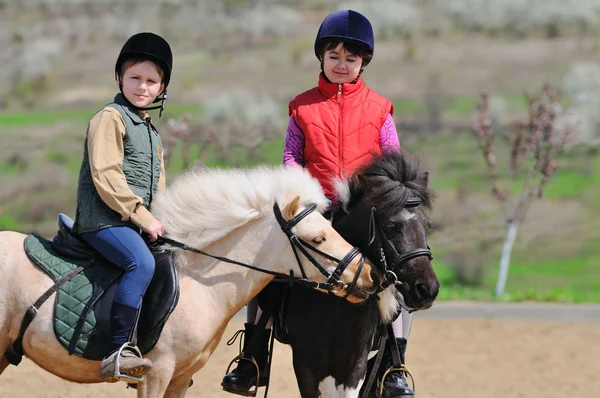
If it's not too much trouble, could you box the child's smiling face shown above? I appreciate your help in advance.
[322,43,363,85]
[119,61,164,108]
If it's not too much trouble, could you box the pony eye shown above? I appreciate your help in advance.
[312,236,326,244]
[386,223,398,231]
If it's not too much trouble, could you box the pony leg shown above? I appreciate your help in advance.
[136,367,174,398]
[0,335,9,376]
[293,357,320,398]
[163,373,194,398]
[0,356,8,376]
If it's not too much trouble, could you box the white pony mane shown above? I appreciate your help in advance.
[152,165,328,250]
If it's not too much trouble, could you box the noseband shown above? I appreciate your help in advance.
[273,202,367,298]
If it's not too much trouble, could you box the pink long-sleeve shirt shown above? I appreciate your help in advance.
[282,113,400,166]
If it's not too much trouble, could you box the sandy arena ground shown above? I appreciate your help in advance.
[2,317,598,398]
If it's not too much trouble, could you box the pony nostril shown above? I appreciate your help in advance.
[431,281,440,300]
[415,282,429,300]
[370,270,380,286]
[415,281,439,300]
[432,281,440,299]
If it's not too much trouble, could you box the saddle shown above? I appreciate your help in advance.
[256,280,290,345]
[22,214,180,360]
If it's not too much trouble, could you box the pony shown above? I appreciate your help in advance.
[271,152,439,398]
[0,165,384,397]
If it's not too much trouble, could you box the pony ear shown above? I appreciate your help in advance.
[420,171,430,188]
[355,173,370,194]
[283,195,301,220]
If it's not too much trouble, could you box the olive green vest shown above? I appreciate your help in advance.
[74,94,163,234]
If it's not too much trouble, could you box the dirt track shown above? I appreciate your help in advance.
[2,312,599,398]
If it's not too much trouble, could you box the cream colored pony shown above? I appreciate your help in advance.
[0,165,382,397]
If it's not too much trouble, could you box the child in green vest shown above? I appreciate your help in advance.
[73,32,172,383]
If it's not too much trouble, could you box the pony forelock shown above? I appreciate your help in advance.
[152,165,328,250]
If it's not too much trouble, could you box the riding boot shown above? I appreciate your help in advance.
[378,338,414,398]
[221,323,271,396]
[100,302,152,383]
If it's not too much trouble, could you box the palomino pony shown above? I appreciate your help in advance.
[0,165,383,397]
[269,152,439,398]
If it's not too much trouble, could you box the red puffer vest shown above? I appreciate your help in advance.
[289,74,393,199]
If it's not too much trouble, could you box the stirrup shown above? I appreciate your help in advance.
[109,343,146,384]
[379,364,415,398]
[222,354,260,397]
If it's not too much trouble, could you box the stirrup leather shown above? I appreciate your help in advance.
[379,364,415,398]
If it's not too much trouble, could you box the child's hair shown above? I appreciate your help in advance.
[117,57,165,82]
[320,40,373,67]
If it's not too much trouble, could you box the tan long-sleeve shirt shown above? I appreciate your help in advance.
[86,107,166,232]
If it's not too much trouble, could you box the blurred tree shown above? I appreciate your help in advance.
[561,62,600,150]
[472,85,579,296]
[200,90,285,165]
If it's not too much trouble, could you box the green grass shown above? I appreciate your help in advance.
[0,215,22,231]
[436,284,600,303]
[0,162,25,175]
[434,253,600,303]
[393,98,425,115]
[0,103,203,127]
[0,108,95,127]
[446,96,478,115]
[432,236,600,303]
[544,171,593,198]
[392,93,529,117]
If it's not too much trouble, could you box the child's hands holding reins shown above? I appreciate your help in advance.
[146,219,165,242]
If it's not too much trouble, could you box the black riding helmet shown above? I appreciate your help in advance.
[115,32,173,116]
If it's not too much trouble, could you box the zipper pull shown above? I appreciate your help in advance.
[337,84,342,103]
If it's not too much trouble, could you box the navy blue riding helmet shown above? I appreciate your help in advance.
[314,9,374,63]
[115,32,173,116]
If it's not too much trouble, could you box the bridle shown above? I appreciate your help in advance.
[332,196,433,293]
[157,201,372,298]
[273,202,368,298]
[369,197,433,291]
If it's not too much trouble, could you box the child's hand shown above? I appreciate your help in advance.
[146,219,165,242]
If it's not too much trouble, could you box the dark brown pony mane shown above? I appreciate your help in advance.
[342,151,433,220]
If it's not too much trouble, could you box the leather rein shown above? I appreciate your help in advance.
[157,202,369,296]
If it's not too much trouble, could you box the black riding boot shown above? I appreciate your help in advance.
[378,338,414,398]
[221,323,271,396]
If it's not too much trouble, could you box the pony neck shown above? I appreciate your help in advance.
[174,216,289,322]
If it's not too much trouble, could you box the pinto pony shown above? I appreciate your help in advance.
[275,152,439,398]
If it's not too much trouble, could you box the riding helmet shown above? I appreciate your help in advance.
[314,9,374,60]
[115,32,173,88]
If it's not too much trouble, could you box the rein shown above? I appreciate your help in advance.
[156,202,367,295]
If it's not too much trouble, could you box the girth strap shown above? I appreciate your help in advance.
[361,326,389,398]
[4,259,94,366]
[360,324,405,398]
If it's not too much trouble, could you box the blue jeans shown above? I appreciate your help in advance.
[80,226,155,309]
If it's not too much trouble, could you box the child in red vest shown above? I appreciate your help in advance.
[222,10,414,398]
